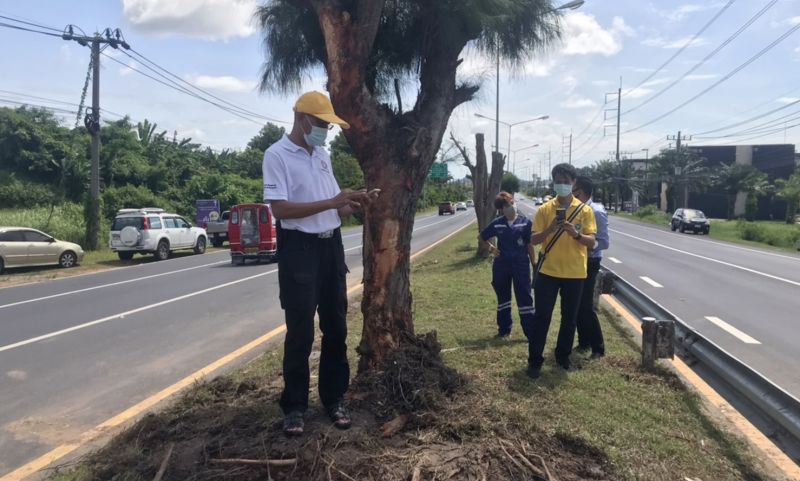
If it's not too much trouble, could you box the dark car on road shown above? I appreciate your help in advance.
[671,208,710,235]
[438,201,455,215]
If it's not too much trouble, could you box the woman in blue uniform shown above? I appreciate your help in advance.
[478,192,536,338]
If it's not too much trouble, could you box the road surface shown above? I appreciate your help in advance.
[0,210,475,476]
[517,198,800,403]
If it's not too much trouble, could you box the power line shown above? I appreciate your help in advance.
[694,98,800,136]
[0,89,124,118]
[716,122,799,145]
[626,0,736,95]
[624,22,800,134]
[0,97,80,115]
[696,107,800,139]
[101,52,265,126]
[0,14,62,32]
[0,21,62,38]
[625,0,777,115]
[125,48,289,125]
[693,85,800,133]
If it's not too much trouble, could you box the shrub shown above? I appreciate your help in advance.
[0,178,54,207]
[0,202,107,245]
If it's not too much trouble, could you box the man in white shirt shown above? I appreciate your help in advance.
[263,91,375,436]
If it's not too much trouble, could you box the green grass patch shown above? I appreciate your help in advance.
[615,205,800,252]
[49,228,774,481]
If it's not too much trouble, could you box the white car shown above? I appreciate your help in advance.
[109,208,208,261]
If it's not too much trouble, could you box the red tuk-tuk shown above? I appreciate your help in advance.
[228,203,277,265]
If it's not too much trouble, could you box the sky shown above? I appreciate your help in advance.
[1,0,799,181]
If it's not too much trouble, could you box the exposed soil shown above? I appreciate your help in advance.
[51,332,612,481]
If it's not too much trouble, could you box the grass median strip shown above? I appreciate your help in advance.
[48,228,775,481]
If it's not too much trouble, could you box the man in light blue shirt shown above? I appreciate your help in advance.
[572,176,609,358]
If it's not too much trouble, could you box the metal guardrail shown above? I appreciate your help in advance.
[600,266,800,447]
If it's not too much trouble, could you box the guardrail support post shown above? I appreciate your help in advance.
[642,319,675,369]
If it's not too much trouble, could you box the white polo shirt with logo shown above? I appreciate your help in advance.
[262,135,342,234]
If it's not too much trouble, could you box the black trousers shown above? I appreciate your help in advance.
[528,273,584,367]
[576,258,605,354]
[277,227,349,414]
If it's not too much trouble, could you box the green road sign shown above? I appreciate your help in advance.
[429,163,448,179]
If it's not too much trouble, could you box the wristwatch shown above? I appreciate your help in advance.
[573,231,581,240]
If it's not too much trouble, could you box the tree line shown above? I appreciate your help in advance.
[0,106,467,239]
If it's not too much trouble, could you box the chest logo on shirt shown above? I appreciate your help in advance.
[320,159,330,172]
[517,238,523,246]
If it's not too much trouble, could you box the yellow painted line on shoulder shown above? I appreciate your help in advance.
[2,218,476,481]
[601,294,800,480]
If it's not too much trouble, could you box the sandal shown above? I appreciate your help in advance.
[327,402,352,430]
[283,410,304,436]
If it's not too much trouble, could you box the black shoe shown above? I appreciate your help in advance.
[590,351,605,360]
[526,364,541,379]
[326,402,352,430]
[495,332,511,339]
[556,359,572,371]
[575,345,591,354]
[283,410,304,436]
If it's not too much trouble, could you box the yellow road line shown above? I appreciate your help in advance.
[602,294,800,479]
[4,218,476,480]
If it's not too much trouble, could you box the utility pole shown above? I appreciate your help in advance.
[495,47,500,157]
[616,79,622,162]
[62,26,130,250]
[569,129,573,164]
[667,130,693,209]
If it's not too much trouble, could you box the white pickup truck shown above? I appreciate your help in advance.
[203,210,229,247]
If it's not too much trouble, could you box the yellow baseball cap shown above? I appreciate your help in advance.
[293,91,350,129]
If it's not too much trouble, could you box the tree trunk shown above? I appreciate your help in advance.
[311,0,478,372]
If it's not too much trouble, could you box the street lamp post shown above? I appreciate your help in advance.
[512,143,540,174]
[475,113,548,173]
[488,0,584,153]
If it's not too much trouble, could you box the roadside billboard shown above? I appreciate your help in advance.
[196,199,220,228]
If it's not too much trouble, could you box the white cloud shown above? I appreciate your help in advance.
[59,45,72,62]
[642,35,706,49]
[778,97,800,104]
[612,17,636,37]
[591,79,615,87]
[560,96,597,109]
[622,87,653,99]
[652,3,727,22]
[177,127,205,140]
[122,0,257,40]
[523,58,556,77]
[561,12,623,57]
[119,60,138,76]
[641,77,672,87]
[188,74,257,92]
[685,74,718,80]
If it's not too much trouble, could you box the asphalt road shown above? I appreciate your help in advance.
[516,198,800,402]
[0,210,475,476]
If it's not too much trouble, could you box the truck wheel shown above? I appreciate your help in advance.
[154,241,170,261]
[679,223,686,233]
[211,236,223,248]
[193,236,207,254]
[118,252,134,260]
[0,257,4,274]
[232,256,245,266]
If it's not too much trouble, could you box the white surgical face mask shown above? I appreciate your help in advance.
[303,116,328,147]
[503,204,517,218]
[554,183,572,197]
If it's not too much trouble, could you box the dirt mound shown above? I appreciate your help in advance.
[52,333,612,481]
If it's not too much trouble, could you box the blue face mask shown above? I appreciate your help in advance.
[303,116,328,147]
[554,183,572,197]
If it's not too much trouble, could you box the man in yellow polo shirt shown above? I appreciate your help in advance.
[528,163,597,379]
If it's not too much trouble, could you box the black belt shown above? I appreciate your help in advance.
[279,227,341,240]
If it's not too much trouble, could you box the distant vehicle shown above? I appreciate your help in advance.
[466,200,474,208]
[438,201,455,216]
[534,197,544,206]
[671,208,710,235]
[456,202,467,211]
[543,195,553,203]
[204,210,230,247]
[109,208,208,261]
[228,203,277,265]
[0,227,84,274]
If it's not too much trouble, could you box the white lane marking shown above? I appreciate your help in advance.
[0,269,279,353]
[611,229,800,288]
[704,316,761,344]
[0,260,229,310]
[639,276,663,288]
[612,217,800,262]
[608,257,622,264]
[2,214,463,307]
[0,216,475,353]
